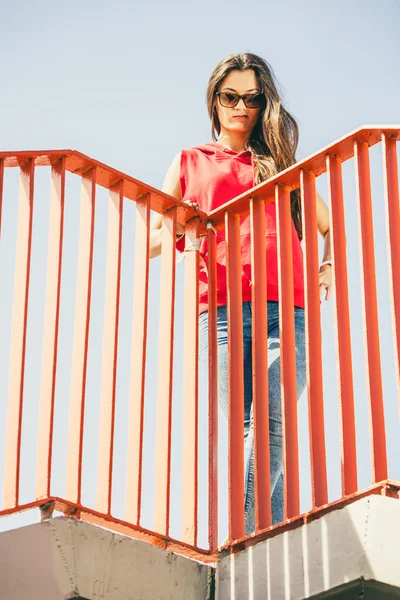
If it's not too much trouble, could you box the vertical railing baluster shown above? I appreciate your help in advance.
[382,134,400,400]
[97,181,124,515]
[275,184,300,519]
[182,220,200,546]
[4,159,35,509]
[250,197,271,530]
[126,197,150,525]
[354,140,387,483]
[326,155,357,495]
[154,208,177,536]
[66,168,96,504]
[207,222,219,550]
[225,210,245,541]
[300,170,328,508]
[36,157,66,500]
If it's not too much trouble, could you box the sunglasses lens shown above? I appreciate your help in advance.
[245,93,264,108]
[218,92,264,108]
[219,92,238,107]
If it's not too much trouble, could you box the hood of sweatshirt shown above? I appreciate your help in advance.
[193,141,252,163]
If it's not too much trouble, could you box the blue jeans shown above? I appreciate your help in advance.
[198,301,306,535]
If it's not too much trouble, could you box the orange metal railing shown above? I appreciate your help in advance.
[0,126,399,561]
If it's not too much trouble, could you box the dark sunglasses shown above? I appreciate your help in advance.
[215,91,265,109]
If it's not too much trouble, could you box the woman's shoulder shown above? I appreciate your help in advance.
[181,142,219,157]
[173,143,220,178]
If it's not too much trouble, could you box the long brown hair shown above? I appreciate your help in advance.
[206,53,302,239]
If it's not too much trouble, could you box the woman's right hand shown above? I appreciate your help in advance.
[176,199,200,236]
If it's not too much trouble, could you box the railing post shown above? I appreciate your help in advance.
[4,159,35,509]
[300,170,328,508]
[207,222,219,550]
[225,210,245,541]
[326,154,358,496]
[154,208,177,536]
[125,196,151,525]
[66,168,96,505]
[382,133,400,401]
[354,140,387,483]
[275,184,300,519]
[97,180,124,515]
[36,157,66,500]
[182,219,200,546]
[250,196,271,530]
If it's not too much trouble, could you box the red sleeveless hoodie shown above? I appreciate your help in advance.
[177,142,305,315]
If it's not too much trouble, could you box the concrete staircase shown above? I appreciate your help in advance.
[1,495,400,599]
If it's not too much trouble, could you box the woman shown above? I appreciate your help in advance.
[150,53,332,535]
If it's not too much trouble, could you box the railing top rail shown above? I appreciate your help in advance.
[1,125,398,231]
[1,123,400,555]
[0,148,207,229]
[207,124,400,227]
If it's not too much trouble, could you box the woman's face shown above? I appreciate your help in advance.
[214,69,263,136]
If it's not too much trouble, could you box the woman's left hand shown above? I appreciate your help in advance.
[319,264,333,300]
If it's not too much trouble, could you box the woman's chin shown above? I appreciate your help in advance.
[225,123,251,134]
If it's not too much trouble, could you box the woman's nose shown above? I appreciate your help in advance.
[236,98,247,109]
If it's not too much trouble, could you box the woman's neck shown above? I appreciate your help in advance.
[217,132,250,154]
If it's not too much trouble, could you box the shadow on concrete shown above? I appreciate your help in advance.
[216,495,400,599]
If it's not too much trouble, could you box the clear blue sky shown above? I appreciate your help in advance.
[0,0,399,547]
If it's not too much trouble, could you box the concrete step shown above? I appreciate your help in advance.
[216,494,400,599]
[0,516,213,600]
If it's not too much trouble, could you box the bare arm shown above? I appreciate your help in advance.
[149,152,182,259]
[316,191,331,262]
[316,191,332,300]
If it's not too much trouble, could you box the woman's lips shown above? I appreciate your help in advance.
[233,115,248,119]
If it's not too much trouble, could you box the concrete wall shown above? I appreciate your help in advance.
[216,495,400,599]
[0,517,213,600]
